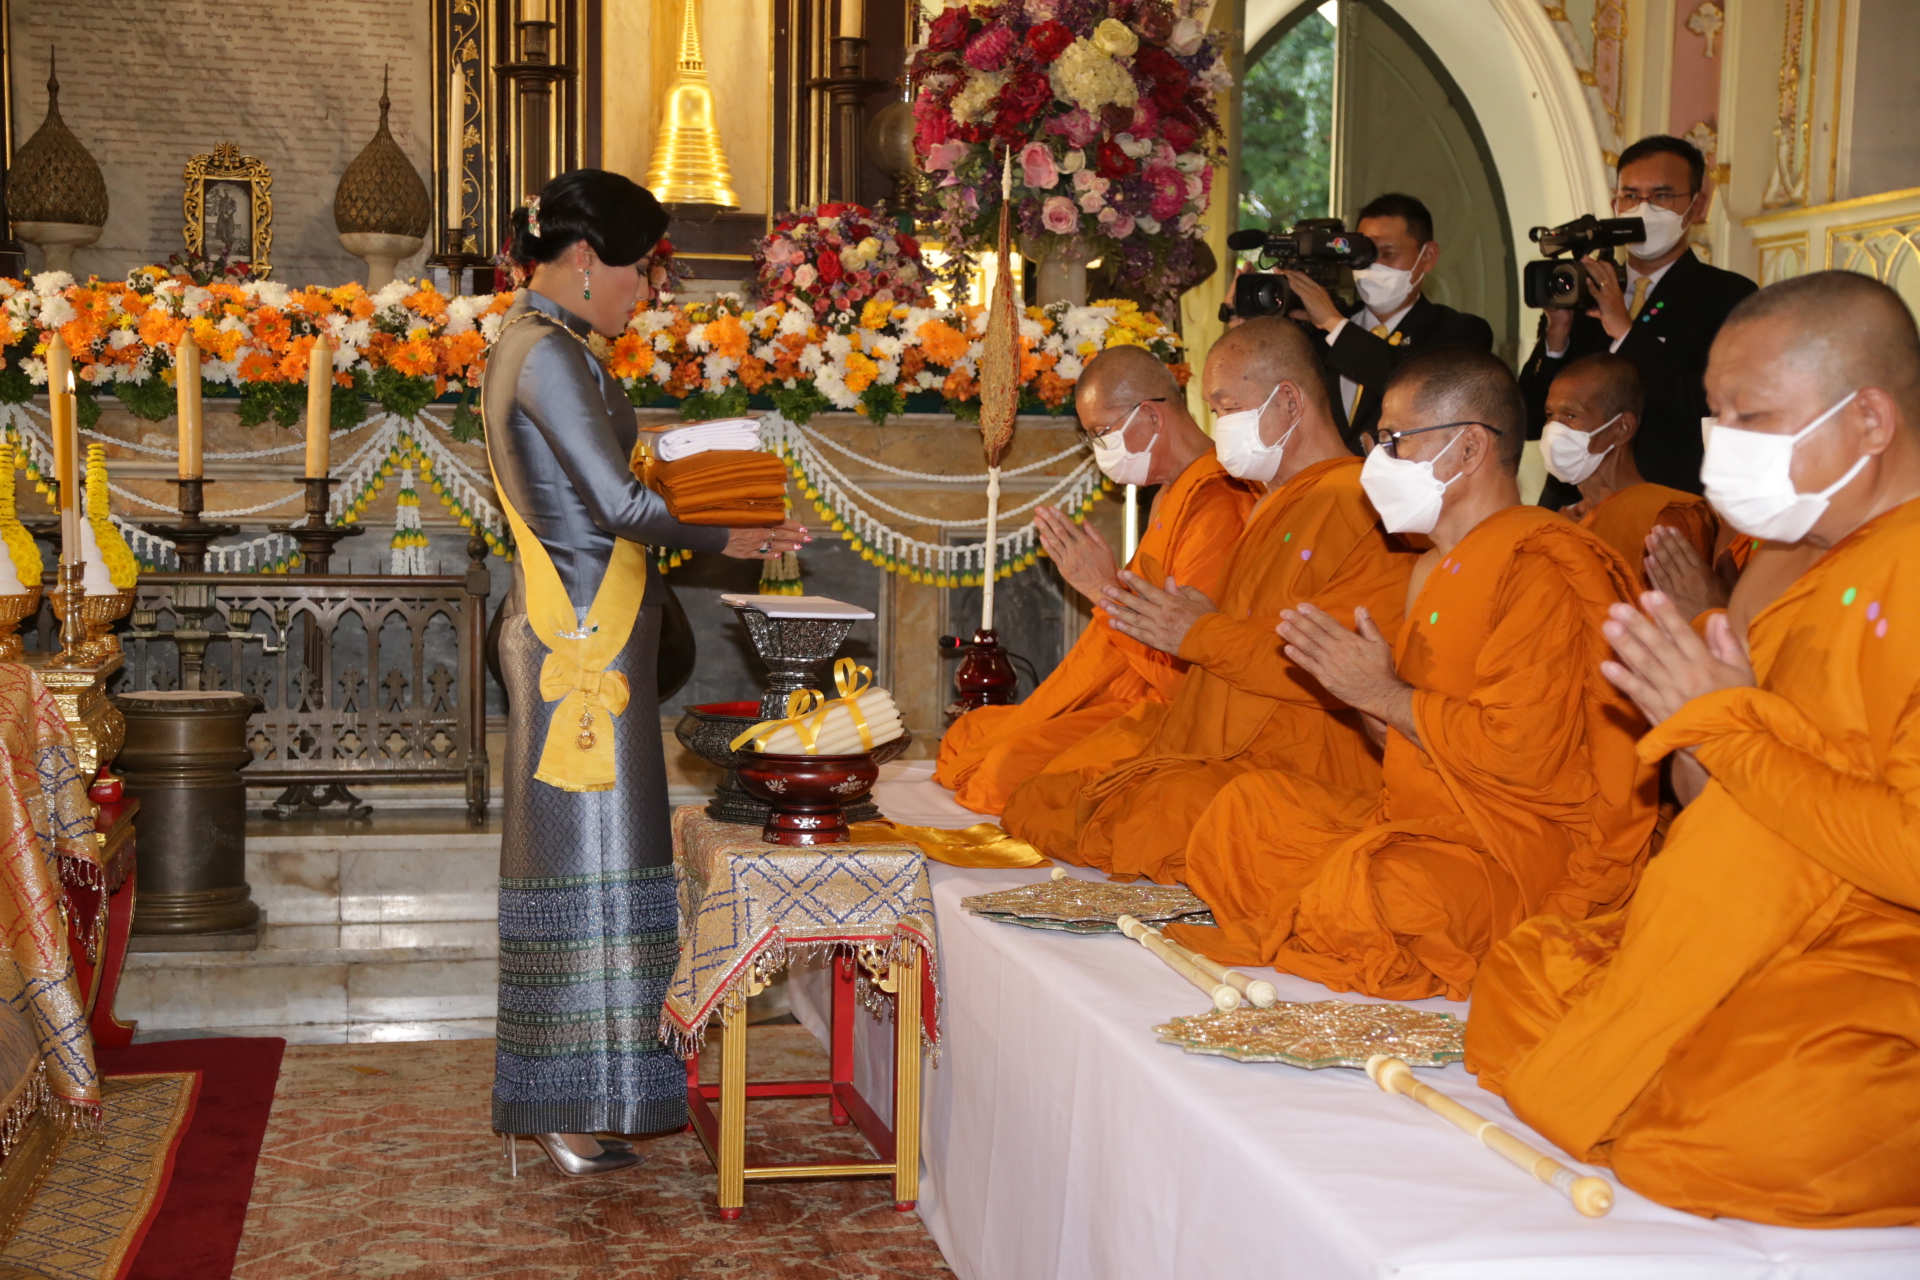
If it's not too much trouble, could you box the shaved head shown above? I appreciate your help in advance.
[1720,271,1920,419]
[1208,315,1330,412]
[1555,352,1644,423]
[1383,346,1526,468]
[1076,343,1182,412]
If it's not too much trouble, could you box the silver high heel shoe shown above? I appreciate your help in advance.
[500,1132,642,1177]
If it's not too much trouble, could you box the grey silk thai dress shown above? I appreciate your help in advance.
[484,290,727,1136]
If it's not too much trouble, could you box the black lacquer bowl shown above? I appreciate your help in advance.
[675,700,910,827]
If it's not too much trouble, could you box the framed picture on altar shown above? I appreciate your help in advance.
[183,143,274,275]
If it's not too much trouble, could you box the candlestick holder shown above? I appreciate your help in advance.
[141,478,240,573]
[268,477,364,574]
[809,37,886,202]
[51,561,88,666]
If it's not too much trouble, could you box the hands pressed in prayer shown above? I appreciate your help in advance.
[1278,603,1420,747]
[1034,506,1122,602]
[1642,524,1730,621]
[1600,591,1754,731]
[1101,571,1215,655]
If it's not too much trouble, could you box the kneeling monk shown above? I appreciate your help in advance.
[1166,347,1658,1000]
[1541,353,1718,591]
[935,345,1255,813]
[1001,317,1417,879]
[1469,271,1920,1227]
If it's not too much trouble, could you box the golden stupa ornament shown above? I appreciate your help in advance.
[335,66,432,290]
[644,0,740,212]
[9,48,109,274]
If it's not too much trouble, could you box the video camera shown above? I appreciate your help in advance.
[1220,218,1377,321]
[1522,215,1645,311]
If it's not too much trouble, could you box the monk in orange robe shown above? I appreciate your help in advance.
[1165,347,1657,1001]
[1000,317,1417,880]
[935,345,1255,814]
[1469,271,1920,1227]
[1540,353,1718,590]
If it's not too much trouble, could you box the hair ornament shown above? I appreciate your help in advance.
[524,194,543,239]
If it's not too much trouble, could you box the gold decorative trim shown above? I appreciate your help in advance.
[1825,213,1920,284]
[1762,0,1820,210]
[1825,0,1848,204]
[1753,231,1811,285]
[182,143,273,275]
[1743,183,1920,226]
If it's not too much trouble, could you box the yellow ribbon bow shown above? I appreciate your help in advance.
[730,689,827,753]
[831,658,877,751]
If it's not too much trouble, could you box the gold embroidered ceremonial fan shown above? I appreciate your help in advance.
[975,151,1020,629]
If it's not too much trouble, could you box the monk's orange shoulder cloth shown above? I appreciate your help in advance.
[934,454,1255,813]
[1470,495,1920,1227]
[1580,482,1717,591]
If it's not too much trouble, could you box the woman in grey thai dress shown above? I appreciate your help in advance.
[484,170,806,1175]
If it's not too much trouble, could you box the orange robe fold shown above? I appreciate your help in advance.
[1167,505,1657,1000]
[934,455,1254,814]
[1577,482,1718,591]
[1000,456,1417,882]
[1468,495,1920,1228]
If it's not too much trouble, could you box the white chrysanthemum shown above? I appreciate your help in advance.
[108,328,139,350]
[778,307,813,337]
[650,357,672,383]
[902,306,942,333]
[1049,40,1137,114]
[878,357,900,383]
[637,309,676,334]
[703,353,738,384]
[201,358,240,385]
[37,296,76,328]
[181,285,210,314]
[217,313,246,333]
[823,331,853,359]
[915,370,942,390]
[445,295,484,335]
[686,323,711,353]
[1018,316,1045,341]
[799,345,826,373]
[21,358,46,386]
[254,281,291,309]
[31,272,74,297]
[753,341,778,362]
[370,280,411,310]
[479,313,506,342]
[1055,352,1085,381]
[950,71,1009,124]
[871,334,904,360]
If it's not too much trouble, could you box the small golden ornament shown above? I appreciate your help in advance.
[576,708,597,752]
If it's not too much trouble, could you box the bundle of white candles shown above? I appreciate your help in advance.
[736,684,904,756]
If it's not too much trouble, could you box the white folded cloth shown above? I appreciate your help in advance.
[652,418,762,462]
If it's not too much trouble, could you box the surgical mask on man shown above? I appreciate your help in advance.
[1360,429,1467,535]
[1352,260,1420,316]
[1212,384,1296,483]
[1623,201,1688,258]
[1701,391,1868,543]
[1540,413,1623,486]
[1088,402,1159,487]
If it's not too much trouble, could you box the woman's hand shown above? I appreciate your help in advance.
[723,520,810,560]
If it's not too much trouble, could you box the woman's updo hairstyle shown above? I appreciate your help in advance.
[507,169,670,270]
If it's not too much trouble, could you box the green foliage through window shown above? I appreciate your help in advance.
[1238,14,1336,233]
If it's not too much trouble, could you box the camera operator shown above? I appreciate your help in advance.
[1520,135,1756,502]
[1281,193,1494,451]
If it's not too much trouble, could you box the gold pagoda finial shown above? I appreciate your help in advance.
[644,0,739,213]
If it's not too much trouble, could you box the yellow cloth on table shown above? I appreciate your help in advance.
[489,464,648,793]
[635,448,788,526]
[849,819,1048,869]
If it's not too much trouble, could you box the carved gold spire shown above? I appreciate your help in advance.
[643,0,739,212]
[9,48,108,228]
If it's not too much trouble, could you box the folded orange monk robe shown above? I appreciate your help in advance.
[637,450,789,526]
[1577,481,1718,592]
[1469,495,1920,1228]
[1002,456,1418,884]
[934,455,1256,814]
[1165,505,1657,1001]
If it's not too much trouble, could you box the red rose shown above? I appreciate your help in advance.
[896,233,920,257]
[1025,20,1073,63]
[1160,116,1196,152]
[1096,140,1136,180]
[818,251,843,283]
[997,71,1053,125]
[817,202,853,218]
[926,5,971,53]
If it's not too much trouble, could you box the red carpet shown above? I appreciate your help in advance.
[98,1037,285,1280]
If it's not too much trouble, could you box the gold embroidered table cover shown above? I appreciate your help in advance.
[662,807,939,1057]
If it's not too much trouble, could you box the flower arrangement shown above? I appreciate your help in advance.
[0,266,1186,437]
[910,0,1230,303]
[0,443,41,591]
[84,443,139,589]
[751,203,932,319]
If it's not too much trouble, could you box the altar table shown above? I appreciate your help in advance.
[794,762,1920,1280]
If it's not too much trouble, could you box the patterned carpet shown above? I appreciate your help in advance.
[232,1028,954,1279]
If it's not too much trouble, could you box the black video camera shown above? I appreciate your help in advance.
[1522,215,1644,311]
[1220,219,1377,321]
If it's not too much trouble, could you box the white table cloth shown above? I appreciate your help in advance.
[789,763,1920,1278]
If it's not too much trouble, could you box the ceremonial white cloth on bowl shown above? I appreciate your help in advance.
[785,769,1920,1280]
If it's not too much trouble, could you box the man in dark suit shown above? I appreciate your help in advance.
[1521,135,1757,504]
[1281,192,1495,452]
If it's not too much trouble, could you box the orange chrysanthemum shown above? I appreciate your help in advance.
[704,313,750,362]
[915,320,969,367]
[238,351,280,382]
[844,352,879,395]
[605,332,651,380]
[403,287,449,320]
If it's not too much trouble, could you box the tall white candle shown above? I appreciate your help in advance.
[839,0,864,39]
[448,66,466,183]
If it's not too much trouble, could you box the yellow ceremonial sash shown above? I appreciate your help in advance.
[489,464,650,793]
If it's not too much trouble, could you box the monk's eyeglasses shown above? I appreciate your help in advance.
[1078,398,1166,446]
[1378,420,1503,459]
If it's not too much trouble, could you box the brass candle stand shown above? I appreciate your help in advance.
[140,478,239,573]
[267,477,363,575]
[33,563,126,781]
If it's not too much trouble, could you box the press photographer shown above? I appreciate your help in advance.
[1273,194,1493,451]
[1519,135,1756,501]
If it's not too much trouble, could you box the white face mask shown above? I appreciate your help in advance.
[1541,413,1622,486]
[1088,401,1159,487]
[1701,391,1868,543]
[1352,248,1428,317]
[1623,201,1689,258]
[1360,429,1467,535]
[1213,384,1296,483]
